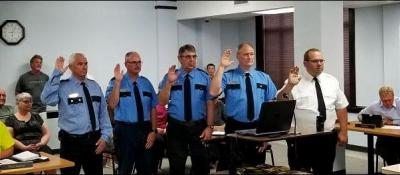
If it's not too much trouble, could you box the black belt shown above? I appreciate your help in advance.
[167,115,206,126]
[59,130,100,139]
[115,120,150,127]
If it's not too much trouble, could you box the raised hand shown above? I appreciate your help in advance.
[55,56,68,73]
[220,49,234,68]
[114,64,124,81]
[167,65,178,84]
[288,66,302,86]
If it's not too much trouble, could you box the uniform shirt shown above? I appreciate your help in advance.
[105,74,157,123]
[282,71,348,131]
[0,121,14,153]
[15,71,49,113]
[160,68,212,121]
[222,67,277,122]
[358,97,400,125]
[41,69,112,142]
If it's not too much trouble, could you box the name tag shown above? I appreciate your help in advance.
[120,91,131,97]
[171,85,182,91]
[91,96,101,102]
[195,84,206,91]
[143,91,152,99]
[68,93,79,98]
[68,97,83,104]
[256,83,267,89]
[226,84,240,89]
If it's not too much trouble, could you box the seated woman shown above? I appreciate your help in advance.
[0,121,14,159]
[5,92,55,174]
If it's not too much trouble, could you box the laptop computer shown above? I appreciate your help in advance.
[235,100,296,136]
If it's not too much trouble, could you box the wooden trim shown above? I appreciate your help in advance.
[255,15,264,71]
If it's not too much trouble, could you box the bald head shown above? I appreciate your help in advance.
[0,88,6,107]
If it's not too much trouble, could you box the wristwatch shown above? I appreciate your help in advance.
[152,128,158,134]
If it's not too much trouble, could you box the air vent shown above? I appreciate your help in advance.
[234,1,248,5]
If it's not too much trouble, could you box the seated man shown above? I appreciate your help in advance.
[0,88,14,122]
[358,85,400,165]
[0,121,14,159]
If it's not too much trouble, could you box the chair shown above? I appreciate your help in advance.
[265,144,275,166]
[375,153,386,173]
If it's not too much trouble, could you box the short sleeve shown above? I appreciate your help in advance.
[4,115,15,128]
[335,88,349,109]
[0,122,14,151]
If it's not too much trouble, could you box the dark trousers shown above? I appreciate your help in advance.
[167,117,209,175]
[114,121,153,175]
[376,136,400,165]
[225,118,266,175]
[59,130,103,175]
[152,133,167,173]
[286,131,337,175]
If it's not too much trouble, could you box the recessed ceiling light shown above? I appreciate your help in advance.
[253,7,294,15]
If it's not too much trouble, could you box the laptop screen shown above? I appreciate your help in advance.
[256,100,296,134]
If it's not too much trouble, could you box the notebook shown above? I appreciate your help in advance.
[235,100,296,136]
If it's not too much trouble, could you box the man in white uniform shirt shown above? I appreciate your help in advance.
[277,48,348,175]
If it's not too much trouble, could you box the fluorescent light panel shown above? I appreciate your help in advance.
[253,7,294,15]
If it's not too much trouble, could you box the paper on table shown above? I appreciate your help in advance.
[11,151,39,162]
[212,131,225,136]
[382,164,400,174]
[382,125,400,130]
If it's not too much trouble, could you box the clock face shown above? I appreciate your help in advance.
[1,20,25,45]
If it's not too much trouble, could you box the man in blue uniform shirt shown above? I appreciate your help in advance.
[41,53,112,175]
[159,44,214,175]
[106,51,157,175]
[210,42,277,174]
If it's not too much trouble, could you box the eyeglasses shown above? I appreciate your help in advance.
[20,100,33,104]
[180,55,197,59]
[307,59,325,63]
[126,61,142,65]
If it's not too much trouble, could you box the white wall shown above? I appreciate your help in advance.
[177,18,256,70]
[355,4,400,106]
[0,1,161,103]
[355,6,384,106]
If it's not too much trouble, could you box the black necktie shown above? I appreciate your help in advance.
[184,74,192,121]
[313,77,326,118]
[245,73,254,121]
[133,82,144,124]
[81,82,96,131]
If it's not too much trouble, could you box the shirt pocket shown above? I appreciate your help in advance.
[170,85,183,101]
[323,94,337,110]
[142,91,153,107]
[195,84,207,101]
[256,83,267,100]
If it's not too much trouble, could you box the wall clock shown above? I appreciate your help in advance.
[1,20,25,45]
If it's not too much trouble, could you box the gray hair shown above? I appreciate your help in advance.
[68,53,85,64]
[379,85,394,96]
[15,92,32,103]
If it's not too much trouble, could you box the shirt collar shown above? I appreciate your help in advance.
[179,67,194,78]
[236,66,254,77]
[304,71,322,82]
[70,75,87,86]
[379,97,398,109]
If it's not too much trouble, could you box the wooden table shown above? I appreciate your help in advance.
[0,152,74,174]
[347,121,400,175]
[227,127,334,173]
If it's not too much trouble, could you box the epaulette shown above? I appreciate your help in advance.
[110,77,116,81]
[196,68,208,74]
[224,69,235,73]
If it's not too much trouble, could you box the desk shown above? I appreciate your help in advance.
[0,152,75,174]
[227,127,333,173]
[347,121,400,175]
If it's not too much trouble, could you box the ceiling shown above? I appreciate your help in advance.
[210,1,400,20]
